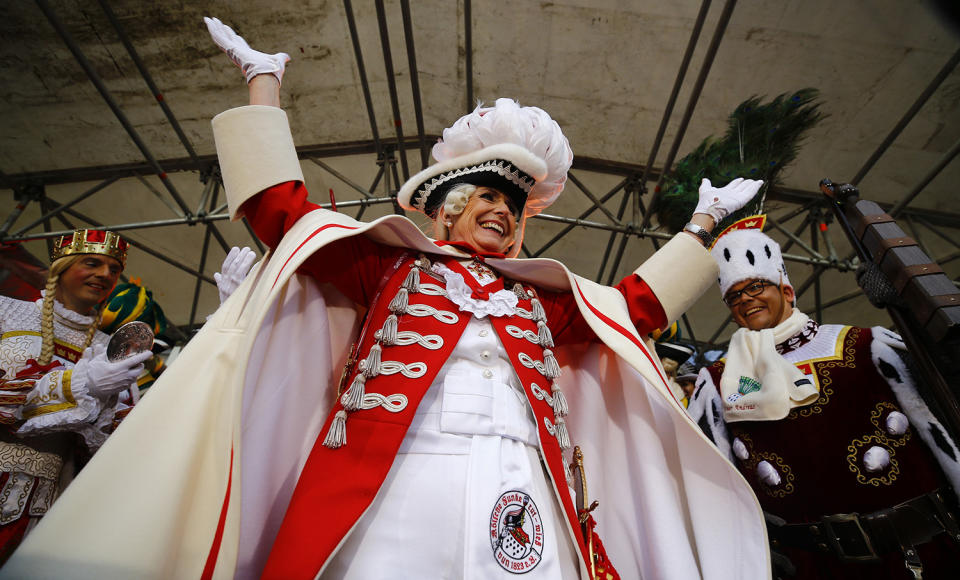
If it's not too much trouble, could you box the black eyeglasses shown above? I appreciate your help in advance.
[723,280,776,307]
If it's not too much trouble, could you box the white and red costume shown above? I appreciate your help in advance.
[3,106,768,580]
[0,294,117,559]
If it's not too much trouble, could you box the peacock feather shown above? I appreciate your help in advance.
[654,88,824,233]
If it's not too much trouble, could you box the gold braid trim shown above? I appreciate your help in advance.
[0,441,63,480]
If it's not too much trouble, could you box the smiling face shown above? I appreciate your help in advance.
[445,187,519,254]
[55,254,122,314]
[724,277,795,331]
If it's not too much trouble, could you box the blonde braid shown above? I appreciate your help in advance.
[38,255,85,366]
[38,273,60,366]
[83,309,103,352]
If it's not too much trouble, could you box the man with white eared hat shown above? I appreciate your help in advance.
[687,217,960,579]
[4,17,771,580]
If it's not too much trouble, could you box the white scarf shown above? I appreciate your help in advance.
[720,309,819,422]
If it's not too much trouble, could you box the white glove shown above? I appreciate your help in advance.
[214,246,257,304]
[82,344,152,399]
[204,16,291,85]
[693,177,764,224]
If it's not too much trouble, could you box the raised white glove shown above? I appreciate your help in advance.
[204,16,290,84]
[693,177,764,224]
[214,246,257,304]
[82,344,152,399]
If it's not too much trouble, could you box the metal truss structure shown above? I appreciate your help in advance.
[2,0,959,353]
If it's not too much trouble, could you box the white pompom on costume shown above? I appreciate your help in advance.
[397,98,573,257]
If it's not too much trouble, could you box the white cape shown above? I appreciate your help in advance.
[3,209,769,580]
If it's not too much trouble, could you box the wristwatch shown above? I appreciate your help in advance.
[683,222,713,247]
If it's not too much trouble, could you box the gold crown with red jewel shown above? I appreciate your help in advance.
[50,229,127,267]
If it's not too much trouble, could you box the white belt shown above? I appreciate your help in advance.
[399,370,538,454]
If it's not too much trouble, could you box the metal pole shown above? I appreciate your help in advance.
[596,188,634,283]
[566,171,621,224]
[914,217,960,250]
[36,203,216,285]
[343,0,383,154]
[308,158,374,198]
[888,135,960,218]
[34,0,193,218]
[707,313,734,345]
[641,0,739,230]
[11,177,120,237]
[636,0,712,222]
[399,0,429,168]
[374,0,411,181]
[532,178,629,258]
[97,0,199,162]
[189,184,221,327]
[464,0,474,113]
[767,216,824,259]
[810,213,823,322]
[851,47,960,185]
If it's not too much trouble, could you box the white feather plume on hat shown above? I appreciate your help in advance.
[397,98,573,256]
[430,99,572,215]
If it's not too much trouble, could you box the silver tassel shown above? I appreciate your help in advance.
[531,298,546,322]
[380,314,398,345]
[323,410,348,449]
[416,254,432,271]
[512,283,528,301]
[543,349,561,379]
[402,267,421,293]
[364,344,382,377]
[555,417,571,450]
[389,288,409,313]
[537,321,554,348]
[551,382,569,417]
[341,374,365,411]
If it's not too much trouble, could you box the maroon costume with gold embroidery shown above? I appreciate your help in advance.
[695,320,959,579]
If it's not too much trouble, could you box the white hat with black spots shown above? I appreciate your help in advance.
[711,229,791,296]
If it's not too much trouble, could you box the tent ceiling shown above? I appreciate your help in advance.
[1,0,958,349]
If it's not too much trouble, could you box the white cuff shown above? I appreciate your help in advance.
[634,233,717,323]
[212,105,305,220]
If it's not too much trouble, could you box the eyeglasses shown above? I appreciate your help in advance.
[723,280,776,307]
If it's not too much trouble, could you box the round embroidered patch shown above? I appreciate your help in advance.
[489,490,544,574]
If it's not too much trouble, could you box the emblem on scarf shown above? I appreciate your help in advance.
[490,490,544,573]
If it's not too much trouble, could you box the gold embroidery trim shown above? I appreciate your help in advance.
[1,331,84,363]
[788,326,859,419]
[869,402,911,448]
[22,370,78,419]
[737,433,796,498]
[846,434,898,487]
[0,441,63,480]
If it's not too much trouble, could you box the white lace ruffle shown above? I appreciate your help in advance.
[37,290,97,330]
[431,263,518,319]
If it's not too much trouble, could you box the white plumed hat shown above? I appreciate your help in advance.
[397,98,572,256]
[711,223,791,296]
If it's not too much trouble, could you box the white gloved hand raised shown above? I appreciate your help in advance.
[214,246,257,305]
[693,177,764,224]
[81,344,152,399]
[204,16,291,85]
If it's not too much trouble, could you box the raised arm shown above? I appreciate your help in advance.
[205,16,286,107]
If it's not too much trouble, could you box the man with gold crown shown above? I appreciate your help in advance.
[4,19,771,580]
[0,229,150,561]
[687,217,960,579]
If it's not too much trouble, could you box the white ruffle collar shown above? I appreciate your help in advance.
[37,290,97,330]
[431,262,518,318]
